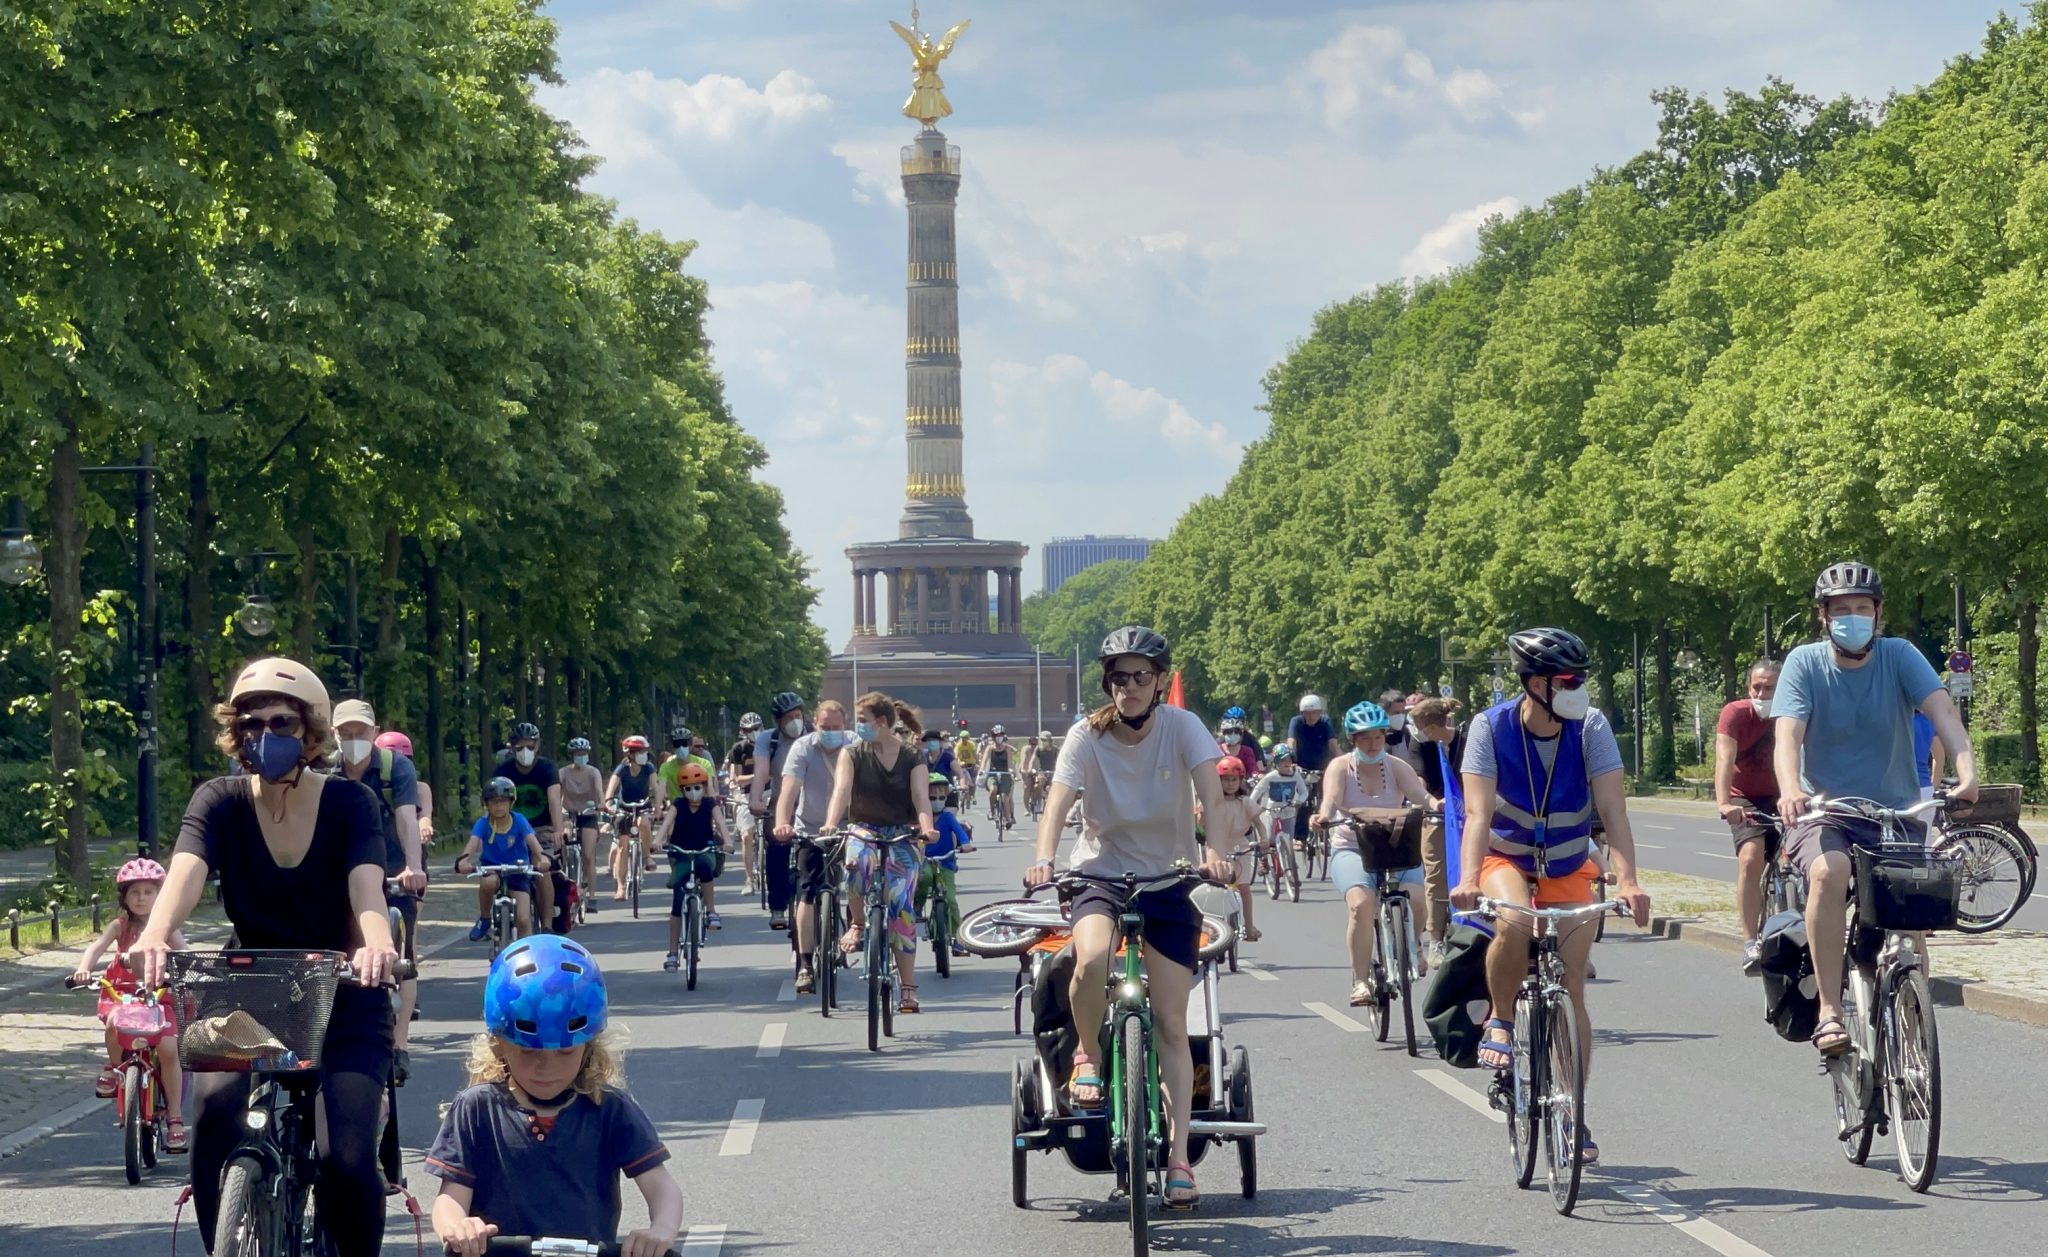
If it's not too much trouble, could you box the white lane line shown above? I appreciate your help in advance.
[1643,823,1676,830]
[1303,1001,1369,1033]
[1416,1067,1779,1257]
[1698,852,1737,861]
[719,1099,765,1157]
[681,1223,728,1256]
[1636,842,1664,849]
[1606,1182,1777,1257]
[777,979,797,1002]
[1240,963,1279,982]
[1415,1069,1502,1123]
[757,1023,787,1058]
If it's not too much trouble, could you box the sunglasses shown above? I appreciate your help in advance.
[1548,673,1587,691]
[1106,669,1158,690]
[234,713,305,738]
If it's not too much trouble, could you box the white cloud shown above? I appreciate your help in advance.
[1399,196,1522,278]
[988,353,1241,466]
[564,67,830,145]
[1304,24,1528,131]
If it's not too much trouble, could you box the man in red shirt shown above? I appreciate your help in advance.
[1713,658,1782,970]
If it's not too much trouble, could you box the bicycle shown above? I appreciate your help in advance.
[987,770,1016,837]
[1477,896,1630,1215]
[169,949,406,1257]
[459,861,535,960]
[844,825,925,1052]
[1259,799,1302,903]
[915,855,959,980]
[1802,795,1958,1192]
[563,811,597,927]
[1747,809,1806,918]
[1299,772,1329,881]
[1927,783,2035,931]
[611,799,655,919]
[796,828,849,1018]
[1025,770,1048,820]
[664,843,714,990]
[66,970,176,1184]
[379,878,415,1194]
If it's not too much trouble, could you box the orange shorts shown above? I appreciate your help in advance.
[1479,854,1598,907]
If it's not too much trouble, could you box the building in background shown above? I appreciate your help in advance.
[1042,534,1155,595]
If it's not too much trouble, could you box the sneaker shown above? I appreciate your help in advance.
[951,939,969,957]
[663,952,680,972]
[742,879,757,895]
[795,966,817,994]
[1348,980,1371,1007]
[770,914,787,931]
[1742,939,1763,975]
[1586,959,1599,980]
[468,918,489,941]
[392,1049,410,1088]
[707,912,723,931]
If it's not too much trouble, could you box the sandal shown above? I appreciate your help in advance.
[164,1118,188,1154]
[839,925,865,954]
[897,984,920,1014]
[1811,1015,1850,1057]
[1576,1123,1598,1166]
[94,1067,120,1099]
[1165,1159,1199,1210]
[1067,1051,1106,1110]
[1478,1018,1515,1071]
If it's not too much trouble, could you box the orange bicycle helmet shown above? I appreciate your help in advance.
[674,761,710,788]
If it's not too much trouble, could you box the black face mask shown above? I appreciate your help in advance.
[1119,706,1155,730]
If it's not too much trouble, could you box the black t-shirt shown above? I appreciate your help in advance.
[725,739,756,777]
[174,776,384,950]
[494,756,559,827]
[1416,724,1469,800]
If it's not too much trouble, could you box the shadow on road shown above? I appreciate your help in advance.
[1923,1155,2048,1203]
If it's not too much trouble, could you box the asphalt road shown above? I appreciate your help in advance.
[2,819,2043,1257]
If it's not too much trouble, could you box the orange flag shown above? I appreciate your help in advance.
[1166,670,1186,709]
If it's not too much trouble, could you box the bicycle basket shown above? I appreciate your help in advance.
[1851,847,1961,932]
[168,951,342,1073]
[1945,784,2022,827]
[1352,807,1424,872]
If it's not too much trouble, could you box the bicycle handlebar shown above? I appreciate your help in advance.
[1472,896,1628,923]
[464,862,536,875]
[1795,794,1946,827]
[470,1238,681,1256]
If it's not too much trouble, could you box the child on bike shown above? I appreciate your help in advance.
[454,776,552,941]
[71,858,188,1151]
[428,936,682,1257]
[653,759,731,969]
[915,772,973,956]
[1195,757,1264,942]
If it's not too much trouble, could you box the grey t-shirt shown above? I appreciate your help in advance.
[779,731,841,834]
[1053,705,1223,879]
[1461,707,1624,784]
[1773,636,1941,809]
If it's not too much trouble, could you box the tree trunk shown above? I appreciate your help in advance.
[183,438,220,784]
[540,650,559,752]
[475,607,493,767]
[423,555,445,825]
[2019,600,2040,785]
[291,519,318,663]
[563,656,582,743]
[513,643,530,729]
[47,415,92,883]
[1652,621,1678,782]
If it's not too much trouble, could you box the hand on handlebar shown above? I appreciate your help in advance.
[350,943,402,988]
[1948,775,1981,805]
[1022,860,1055,890]
[623,1227,680,1257]
[1614,881,1652,928]
[1778,790,1811,828]
[1716,801,1747,826]
[397,866,429,895]
[131,932,174,990]
[1449,879,1482,913]
[1197,856,1236,885]
[437,1216,498,1257]
[453,854,475,875]
[1307,813,1328,830]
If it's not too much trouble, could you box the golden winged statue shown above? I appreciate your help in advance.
[890,14,970,126]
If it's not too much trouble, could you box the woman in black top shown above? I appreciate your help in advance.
[822,691,937,1012]
[133,657,401,1257]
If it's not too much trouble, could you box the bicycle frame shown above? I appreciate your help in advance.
[1107,900,1165,1181]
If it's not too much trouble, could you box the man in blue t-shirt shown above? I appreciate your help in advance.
[1286,694,1339,845]
[1772,562,1976,1058]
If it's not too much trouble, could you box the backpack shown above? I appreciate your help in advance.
[1756,910,1819,1042]
[1423,919,1496,1068]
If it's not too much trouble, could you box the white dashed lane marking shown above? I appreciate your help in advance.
[719,1099,765,1156]
[1240,963,1279,982]
[756,1024,786,1058]
[1303,1001,1370,1033]
[1415,1068,1502,1123]
[681,1223,728,1256]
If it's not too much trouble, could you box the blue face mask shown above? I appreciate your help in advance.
[1353,748,1387,766]
[816,729,849,751]
[1829,614,1876,653]
[245,731,304,782]
[853,721,878,743]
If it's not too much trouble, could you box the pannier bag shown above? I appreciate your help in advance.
[1852,846,1960,932]
[1423,919,1495,1067]
[1755,910,1819,1042]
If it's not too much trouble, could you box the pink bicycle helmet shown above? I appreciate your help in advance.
[116,858,167,888]
[374,730,414,756]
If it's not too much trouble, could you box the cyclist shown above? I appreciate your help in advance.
[1410,697,1468,962]
[605,735,659,899]
[1248,741,1306,874]
[427,936,682,1257]
[1019,732,1049,815]
[982,724,1017,826]
[1713,658,1784,970]
[374,730,435,849]
[553,737,605,924]
[496,721,564,933]
[332,699,428,1075]
[1287,693,1339,852]
[1380,689,1426,774]
[662,725,715,799]
[131,657,401,1257]
[73,858,189,1152]
[953,721,980,804]
[1314,701,1434,1002]
[922,724,959,785]
[1025,626,1234,1209]
[1772,562,1976,1057]
[652,761,731,966]
[1450,628,1652,1166]
[821,691,938,1014]
[750,691,810,930]
[1218,708,1259,777]
[774,700,849,994]
[916,771,973,956]
[455,777,551,940]
[727,712,763,894]
[1200,757,1264,942]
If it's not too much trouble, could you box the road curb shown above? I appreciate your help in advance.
[1642,912,2048,1029]
[0,1097,107,1160]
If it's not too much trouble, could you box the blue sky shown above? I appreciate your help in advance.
[542,0,2011,648]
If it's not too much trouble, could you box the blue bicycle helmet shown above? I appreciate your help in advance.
[485,935,608,1050]
[1223,705,1246,721]
[1343,701,1390,734]
[1271,742,1295,762]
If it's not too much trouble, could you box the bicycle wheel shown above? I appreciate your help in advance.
[1543,995,1587,1214]
[1264,848,1281,901]
[122,1063,146,1185]
[958,900,1051,956]
[1120,1013,1151,1254]
[1508,993,1538,1189]
[1936,824,2030,933]
[818,892,839,1017]
[1392,901,1417,1057]
[932,885,952,979]
[1885,967,1942,1192]
[490,902,511,962]
[629,856,641,920]
[1368,915,1392,1043]
[1011,1059,1033,1209]
[1281,838,1302,903]
[867,905,888,1051]
[1833,983,1876,1165]
[141,1073,161,1170]
[684,894,701,991]
[214,1154,266,1257]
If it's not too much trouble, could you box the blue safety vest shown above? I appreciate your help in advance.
[1483,701,1593,879]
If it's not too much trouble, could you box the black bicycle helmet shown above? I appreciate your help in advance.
[669,724,692,746]
[482,775,517,801]
[1813,561,1882,604]
[1509,627,1591,678]
[511,720,540,742]
[566,736,592,753]
[770,691,804,718]
[1098,625,1171,669]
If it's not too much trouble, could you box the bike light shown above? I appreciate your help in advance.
[1120,982,1140,1000]
[245,1110,268,1132]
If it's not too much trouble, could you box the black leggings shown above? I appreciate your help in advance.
[189,989,393,1256]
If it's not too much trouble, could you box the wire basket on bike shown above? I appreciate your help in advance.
[1851,848,1961,932]
[1349,806,1424,872]
[168,950,343,1073]
[1944,784,2022,827]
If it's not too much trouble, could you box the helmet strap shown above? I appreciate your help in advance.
[512,1080,578,1111]
[1117,697,1160,731]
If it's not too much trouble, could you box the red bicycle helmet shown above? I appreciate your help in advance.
[374,730,413,756]
[621,734,650,751]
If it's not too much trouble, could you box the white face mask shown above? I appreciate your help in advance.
[782,717,803,737]
[1387,714,1408,732]
[1750,697,1772,719]
[514,748,536,768]
[632,752,649,767]
[683,786,705,803]
[573,754,589,766]
[1549,686,1592,721]
[340,738,373,764]
[1223,732,1241,745]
